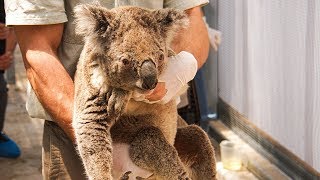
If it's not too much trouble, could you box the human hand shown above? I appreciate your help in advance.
[133,51,198,104]
[0,52,13,70]
[145,82,166,102]
[0,23,10,40]
[132,82,167,103]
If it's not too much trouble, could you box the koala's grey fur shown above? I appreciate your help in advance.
[73,4,216,180]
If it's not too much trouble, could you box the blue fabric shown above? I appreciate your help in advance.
[0,132,21,158]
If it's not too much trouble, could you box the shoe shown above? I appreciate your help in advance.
[0,132,21,158]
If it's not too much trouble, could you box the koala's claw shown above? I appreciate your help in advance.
[167,48,176,57]
[178,171,190,180]
[107,88,130,118]
[120,171,132,180]
[136,175,155,180]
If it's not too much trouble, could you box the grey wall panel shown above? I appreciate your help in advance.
[218,0,320,171]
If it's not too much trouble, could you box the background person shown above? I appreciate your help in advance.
[0,0,20,158]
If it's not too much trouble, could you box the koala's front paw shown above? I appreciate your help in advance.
[107,88,130,118]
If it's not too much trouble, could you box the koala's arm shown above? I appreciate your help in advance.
[14,24,75,141]
[171,6,209,69]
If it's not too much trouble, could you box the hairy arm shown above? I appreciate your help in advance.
[171,6,209,69]
[146,6,209,101]
[14,24,75,141]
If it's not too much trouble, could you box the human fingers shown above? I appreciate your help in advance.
[145,82,167,102]
[0,52,13,69]
[0,52,13,61]
[0,58,12,70]
[0,28,9,39]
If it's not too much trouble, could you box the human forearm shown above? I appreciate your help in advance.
[25,50,75,141]
[14,24,75,141]
[171,7,209,69]
[6,28,17,53]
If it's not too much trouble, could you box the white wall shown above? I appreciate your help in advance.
[218,0,320,171]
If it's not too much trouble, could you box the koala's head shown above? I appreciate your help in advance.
[74,4,188,93]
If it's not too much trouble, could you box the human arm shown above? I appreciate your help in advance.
[171,6,209,68]
[145,6,209,102]
[14,24,75,141]
[5,26,17,53]
[0,23,9,39]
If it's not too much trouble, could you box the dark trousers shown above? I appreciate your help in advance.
[0,71,7,132]
[1,0,8,132]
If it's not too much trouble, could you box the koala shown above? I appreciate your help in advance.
[73,3,216,180]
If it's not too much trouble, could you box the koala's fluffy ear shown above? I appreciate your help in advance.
[74,3,115,36]
[153,8,189,39]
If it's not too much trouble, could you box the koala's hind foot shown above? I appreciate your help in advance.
[174,125,217,180]
[129,127,190,180]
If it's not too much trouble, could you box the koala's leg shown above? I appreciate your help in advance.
[74,118,113,180]
[129,127,190,180]
[174,125,217,180]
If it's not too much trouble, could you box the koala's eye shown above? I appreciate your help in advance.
[159,54,164,61]
[97,21,108,32]
[122,59,129,65]
[100,26,107,31]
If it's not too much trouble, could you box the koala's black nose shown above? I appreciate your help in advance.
[140,60,158,90]
[142,77,158,90]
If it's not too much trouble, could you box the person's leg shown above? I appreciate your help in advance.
[42,120,87,180]
[0,72,20,158]
[0,72,7,132]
